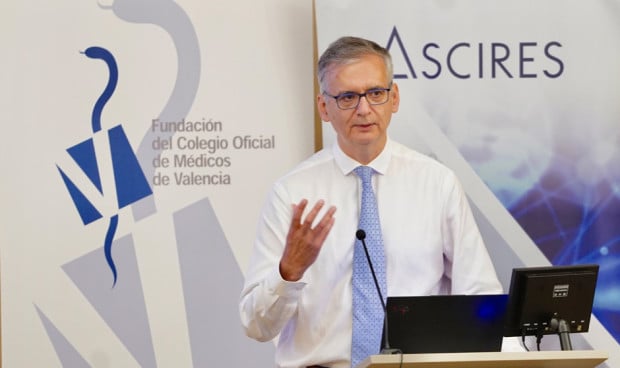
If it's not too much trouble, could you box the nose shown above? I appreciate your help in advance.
[355,95,372,115]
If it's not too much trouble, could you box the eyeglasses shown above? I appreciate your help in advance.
[323,85,392,110]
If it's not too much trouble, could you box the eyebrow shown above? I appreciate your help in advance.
[336,85,388,95]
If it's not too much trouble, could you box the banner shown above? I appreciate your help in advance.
[0,0,314,366]
[316,0,619,366]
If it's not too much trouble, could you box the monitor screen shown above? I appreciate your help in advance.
[504,264,599,338]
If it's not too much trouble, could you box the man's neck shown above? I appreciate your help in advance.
[338,138,387,165]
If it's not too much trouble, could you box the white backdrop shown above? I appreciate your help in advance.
[316,1,620,367]
[0,0,314,366]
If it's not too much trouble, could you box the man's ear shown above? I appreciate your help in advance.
[317,93,331,122]
[391,82,400,113]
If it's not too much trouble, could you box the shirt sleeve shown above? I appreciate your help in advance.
[441,172,504,295]
[239,183,307,342]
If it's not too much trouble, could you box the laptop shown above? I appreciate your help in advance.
[382,294,508,354]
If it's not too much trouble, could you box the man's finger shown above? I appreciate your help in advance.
[290,199,309,228]
[302,199,325,227]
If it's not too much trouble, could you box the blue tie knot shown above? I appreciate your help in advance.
[354,165,374,185]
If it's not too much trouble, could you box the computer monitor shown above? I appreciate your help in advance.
[504,264,599,350]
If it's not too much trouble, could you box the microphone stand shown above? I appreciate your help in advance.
[356,230,401,355]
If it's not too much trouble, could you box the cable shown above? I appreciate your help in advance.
[521,332,530,351]
[536,330,544,351]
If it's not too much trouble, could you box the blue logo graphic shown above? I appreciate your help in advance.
[57,46,153,286]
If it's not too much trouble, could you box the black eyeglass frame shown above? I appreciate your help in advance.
[322,84,393,110]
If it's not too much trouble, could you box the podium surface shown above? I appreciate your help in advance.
[357,350,608,368]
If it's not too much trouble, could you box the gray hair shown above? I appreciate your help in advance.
[317,36,393,92]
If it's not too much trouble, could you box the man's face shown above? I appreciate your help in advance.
[317,54,399,163]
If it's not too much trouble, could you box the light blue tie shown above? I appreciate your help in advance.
[351,166,387,368]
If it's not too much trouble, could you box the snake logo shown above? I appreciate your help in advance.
[56,46,153,286]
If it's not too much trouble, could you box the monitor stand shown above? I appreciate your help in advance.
[550,316,573,350]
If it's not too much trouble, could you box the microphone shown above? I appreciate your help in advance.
[355,229,401,355]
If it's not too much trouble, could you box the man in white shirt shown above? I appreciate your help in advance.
[239,36,503,368]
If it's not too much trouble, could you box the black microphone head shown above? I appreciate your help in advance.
[356,229,366,240]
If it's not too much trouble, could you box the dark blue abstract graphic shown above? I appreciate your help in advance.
[507,157,620,344]
[57,46,152,286]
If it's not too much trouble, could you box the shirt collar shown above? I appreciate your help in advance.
[333,139,392,176]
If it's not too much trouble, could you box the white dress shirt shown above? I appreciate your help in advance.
[239,139,503,368]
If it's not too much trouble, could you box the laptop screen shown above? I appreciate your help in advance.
[383,294,508,354]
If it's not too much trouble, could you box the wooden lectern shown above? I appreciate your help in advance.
[357,350,609,368]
